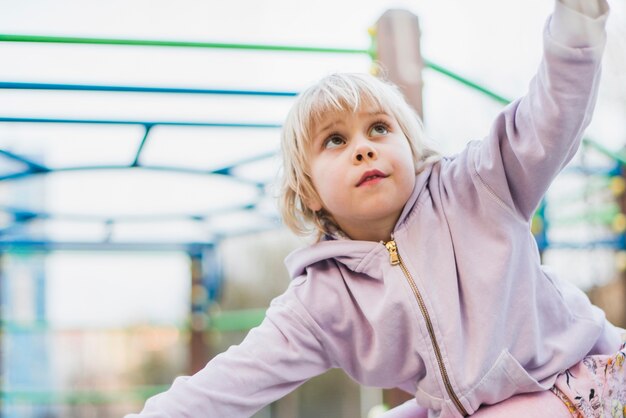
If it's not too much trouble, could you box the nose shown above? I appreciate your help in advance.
[352,141,377,163]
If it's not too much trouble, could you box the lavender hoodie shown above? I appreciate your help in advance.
[127,2,621,417]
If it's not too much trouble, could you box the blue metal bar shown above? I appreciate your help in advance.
[0,227,280,252]
[544,239,623,250]
[0,81,299,97]
[0,117,282,129]
[213,224,280,243]
[0,240,215,252]
[211,150,277,176]
[132,125,152,167]
[562,165,619,176]
[0,149,49,172]
[0,201,259,223]
[0,163,273,187]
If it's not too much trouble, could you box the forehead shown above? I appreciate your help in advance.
[306,100,389,135]
[318,101,387,118]
[313,106,388,130]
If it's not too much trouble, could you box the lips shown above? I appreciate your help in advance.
[356,169,388,187]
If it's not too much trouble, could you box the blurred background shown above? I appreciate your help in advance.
[1,0,625,417]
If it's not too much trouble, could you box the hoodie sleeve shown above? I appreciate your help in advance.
[124,293,331,418]
[470,0,608,221]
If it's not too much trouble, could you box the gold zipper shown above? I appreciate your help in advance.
[384,239,468,416]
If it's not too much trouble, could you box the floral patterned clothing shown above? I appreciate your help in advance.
[552,342,626,418]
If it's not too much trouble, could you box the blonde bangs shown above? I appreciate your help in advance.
[279,73,440,238]
[298,75,391,149]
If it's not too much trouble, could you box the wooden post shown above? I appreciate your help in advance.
[375,9,425,410]
[189,251,209,374]
[189,245,225,374]
[374,9,425,120]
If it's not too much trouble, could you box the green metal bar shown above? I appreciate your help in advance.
[0,36,530,110]
[209,308,265,332]
[424,59,511,105]
[0,34,370,56]
[547,177,612,206]
[549,204,619,226]
[583,138,626,166]
[0,385,169,405]
[0,308,266,333]
[1,320,49,333]
[420,62,626,168]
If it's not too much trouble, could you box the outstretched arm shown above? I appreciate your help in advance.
[124,294,331,417]
[469,0,609,221]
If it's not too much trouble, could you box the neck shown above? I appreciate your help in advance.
[339,222,394,242]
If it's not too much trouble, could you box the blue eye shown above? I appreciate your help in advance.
[324,135,345,149]
[370,123,389,136]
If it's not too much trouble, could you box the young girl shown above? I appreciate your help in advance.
[126,0,625,416]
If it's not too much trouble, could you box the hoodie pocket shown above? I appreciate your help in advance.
[466,350,550,413]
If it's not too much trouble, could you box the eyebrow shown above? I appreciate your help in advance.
[315,110,389,137]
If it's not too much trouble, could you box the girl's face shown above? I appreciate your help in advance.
[306,105,416,242]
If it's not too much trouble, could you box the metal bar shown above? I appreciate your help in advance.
[211,150,276,176]
[0,149,49,172]
[132,125,152,167]
[209,308,265,332]
[0,223,281,250]
[420,64,626,170]
[0,201,257,223]
[0,240,214,252]
[0,81,299,97]
[0,116,281,129]
[1,309,266,333]
[562,165,619,176]
[424,59,511,105]
[0,163,271,186]
[0,34,371,56]
[0,386,170,405]
[0,225,280,252]
[544,239,623,250]
[583,138,626,166]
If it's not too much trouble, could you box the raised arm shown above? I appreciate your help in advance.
[470,0,609,221]
[124,293,331,417]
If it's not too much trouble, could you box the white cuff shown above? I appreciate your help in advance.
[550,0,609,48]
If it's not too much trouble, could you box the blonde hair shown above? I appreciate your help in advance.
[279,73,440,238]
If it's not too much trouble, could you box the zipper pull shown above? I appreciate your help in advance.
[384,240,400,266]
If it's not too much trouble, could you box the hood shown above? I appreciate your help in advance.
[284,164,434,279]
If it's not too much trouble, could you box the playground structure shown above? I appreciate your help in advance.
[1,9,626,418]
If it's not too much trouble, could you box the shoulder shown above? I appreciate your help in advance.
[283,258,351,309]
[280,256,372,322]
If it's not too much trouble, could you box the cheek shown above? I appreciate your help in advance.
[307,166,334,210]
[396,147,417,174]
[304,184,323,212]
[396,152,418,193]
[403,172,416,195]
[312,171,349,212]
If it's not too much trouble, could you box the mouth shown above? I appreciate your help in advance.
[356,169,388,187]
